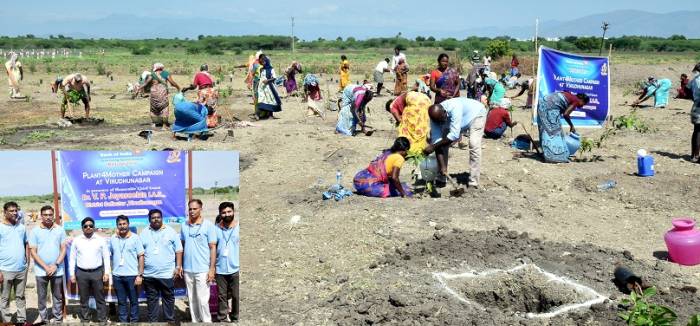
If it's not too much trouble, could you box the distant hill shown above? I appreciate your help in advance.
[1,10,698,40]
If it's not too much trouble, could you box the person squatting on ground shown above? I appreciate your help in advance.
[423,98,487,188]
[484,99,518,139]
[354,137,413,198]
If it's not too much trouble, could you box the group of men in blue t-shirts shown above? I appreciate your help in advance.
[0,199,240,324]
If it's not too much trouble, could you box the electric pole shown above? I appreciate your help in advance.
[291,17,295,53]
[599,22,609,56]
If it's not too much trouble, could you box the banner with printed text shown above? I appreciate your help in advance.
[58,151,187,230]
[533,46,610,128]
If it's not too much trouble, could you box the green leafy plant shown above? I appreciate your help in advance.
[688,315,700,326]
[96,61,107,76]
[619,287,677,326]
[613,111,656,133]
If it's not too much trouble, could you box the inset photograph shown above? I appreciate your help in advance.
[0,150,240,324]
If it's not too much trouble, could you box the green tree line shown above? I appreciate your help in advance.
[2,34,699,57]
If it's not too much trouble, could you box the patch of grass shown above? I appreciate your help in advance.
[24,130,55,143]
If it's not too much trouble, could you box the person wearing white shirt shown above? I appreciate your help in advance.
[373,58,390,96]
[69,217,111,323]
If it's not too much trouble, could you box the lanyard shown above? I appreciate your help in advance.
[150,228,162,246]
[188,223,203,239]
[118,235,128,256]
[222,227,234,248]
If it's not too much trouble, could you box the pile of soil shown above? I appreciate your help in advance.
[325,227,700,325]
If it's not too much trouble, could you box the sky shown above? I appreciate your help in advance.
[3,0,700,39]
[0,151,239,196]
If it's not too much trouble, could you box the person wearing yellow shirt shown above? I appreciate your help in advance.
[353,137,412,198]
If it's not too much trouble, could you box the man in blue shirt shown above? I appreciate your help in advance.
[0,202,29,324]
[141,209,183,322]
[109,215,144,323]
[424,97,487,188]
[181,199,217,323]
[28,205,66,324]
[214,202,240,323]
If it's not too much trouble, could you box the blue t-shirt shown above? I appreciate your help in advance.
[0,222,27,272]
[28,225,66,276]
[140,225,182,279]
[109,233,145,277]
[180,220,217,273]
[215,224,240,275]
[431,97,487,143]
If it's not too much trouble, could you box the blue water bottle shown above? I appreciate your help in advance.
[336,170,342,185]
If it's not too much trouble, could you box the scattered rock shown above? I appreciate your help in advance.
[336,274,349,284]
[622,250,634,261]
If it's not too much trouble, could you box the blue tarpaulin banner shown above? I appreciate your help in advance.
[58,151,187,230]
[533,46,610,128]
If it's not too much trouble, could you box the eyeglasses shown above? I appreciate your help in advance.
[82,224,94,229]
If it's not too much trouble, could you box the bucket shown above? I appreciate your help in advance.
[637,155,654,177]
[564,132,581,156]
[419,154,438,182]
[511,135,531,151]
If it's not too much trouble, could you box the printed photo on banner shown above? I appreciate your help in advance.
[533,46,610,128]
[0,150,240,323]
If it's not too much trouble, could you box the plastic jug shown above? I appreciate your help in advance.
[419,154,438,182]
[664,218,700,266]
[564,132,581,156]
[637,151,654,177]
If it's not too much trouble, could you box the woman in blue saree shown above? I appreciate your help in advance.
[633,77,672,108]
[172,92,208,136]
[537,91,589,163]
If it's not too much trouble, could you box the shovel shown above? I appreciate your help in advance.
[445,175,465,197]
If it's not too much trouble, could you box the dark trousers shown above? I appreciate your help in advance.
[143,277,175,322]
[36,275,63,322]
[76,266,106,322]
[484,122,507,139]
[113,275,138,322]
[692,124,700,159]
[215,272,239,322]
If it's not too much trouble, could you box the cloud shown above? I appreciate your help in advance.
[307,5,339,16]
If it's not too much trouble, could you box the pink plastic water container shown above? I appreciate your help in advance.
[664,218,700,266]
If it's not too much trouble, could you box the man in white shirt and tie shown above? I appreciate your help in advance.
[69,217,111,323]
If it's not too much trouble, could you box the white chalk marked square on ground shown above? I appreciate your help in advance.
[433,263,607,319]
